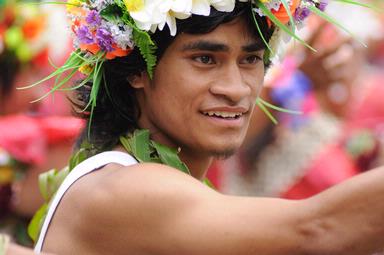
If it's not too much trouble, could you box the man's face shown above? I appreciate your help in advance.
[137,18,265,158]
[0,70,43,115]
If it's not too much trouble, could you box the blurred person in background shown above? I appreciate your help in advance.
[0,0,83,247]
[219,6,384,198]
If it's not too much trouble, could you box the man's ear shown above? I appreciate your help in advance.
[128,72,150,89]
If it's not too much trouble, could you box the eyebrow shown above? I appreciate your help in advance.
[182,40,229,52]
[242,41,266,52]
[181,40,266,52]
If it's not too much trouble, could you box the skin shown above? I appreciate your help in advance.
[0,69,44,115]
[297,21,363,118]
[36,18,384,255]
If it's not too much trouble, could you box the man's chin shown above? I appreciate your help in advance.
[210,148,237,160]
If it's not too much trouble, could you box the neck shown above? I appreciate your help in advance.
[116,129,213,181]
[178,148,213,181]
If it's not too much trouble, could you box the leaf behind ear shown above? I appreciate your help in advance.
[122,15,157,78]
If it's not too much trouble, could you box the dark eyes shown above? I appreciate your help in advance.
[194,55,215,65]
[242,55,263,64]
[193,54,263,65]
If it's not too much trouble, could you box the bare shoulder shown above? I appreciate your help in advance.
[62,161,217,220]
[44,162,219,254]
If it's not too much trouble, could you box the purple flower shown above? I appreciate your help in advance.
[77,25,94,44]
[318,0,329,11]
[86,10,102,27]
[294,7,311,22]
[96,27,114,52]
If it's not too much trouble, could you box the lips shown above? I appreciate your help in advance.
[202,111,243,119]
[200,107,248,120]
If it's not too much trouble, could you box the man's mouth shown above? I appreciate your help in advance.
[202,111,243,120]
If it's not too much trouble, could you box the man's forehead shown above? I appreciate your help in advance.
[180,39,266,52]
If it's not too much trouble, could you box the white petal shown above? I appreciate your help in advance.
[166,15,177,36]
[191,0,211,16]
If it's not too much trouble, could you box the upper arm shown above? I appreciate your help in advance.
[74,163,313,255]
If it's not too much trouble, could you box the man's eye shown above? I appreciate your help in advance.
[242,55,262,64]
[194,55,215,64]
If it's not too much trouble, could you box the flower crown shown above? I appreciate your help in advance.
[23,0,374,119]
[67,0,328,74]
[0,1,49,66]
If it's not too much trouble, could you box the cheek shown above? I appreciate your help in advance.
[245,71,264,96]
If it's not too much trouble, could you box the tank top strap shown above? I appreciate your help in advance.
[34,151,138,253]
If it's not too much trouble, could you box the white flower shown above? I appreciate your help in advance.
[126,0,168,31]
[210,0,236,12]
[108,22,135,50]
[126,0,245,36]
[191,0,212,16]
[161,0,192,36]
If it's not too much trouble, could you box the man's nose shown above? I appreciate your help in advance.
[209,63,251,103]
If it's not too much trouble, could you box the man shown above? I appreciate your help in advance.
[14,1,384,255]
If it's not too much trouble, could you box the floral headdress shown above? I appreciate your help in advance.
[23,0,375,119]
[0,0,49,66]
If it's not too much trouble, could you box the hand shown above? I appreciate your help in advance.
[296,20,364,117]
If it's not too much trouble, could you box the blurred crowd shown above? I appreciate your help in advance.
[0,0,83,247]
[0,0,383,252]
[209,0,384,202]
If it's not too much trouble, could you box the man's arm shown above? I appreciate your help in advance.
[44,163,384,255]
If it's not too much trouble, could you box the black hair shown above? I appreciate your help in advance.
[0,51,20,98]
[73,2,275,153]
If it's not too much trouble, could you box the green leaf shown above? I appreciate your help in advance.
[203,178,216,190]
[256,97,303,124]
[29,68,78,103]
[257,97,302,114]
[26,1,82,7]
[17,50,84,90]
[27,203,47,242]
[87,56,105,137]
[69,145,90,170]
[122,15,157,78]
[251,6,274,56]
[280,0,296,32]
[38,167,70,203]
[256,98,278,125]
[38,169,57,202]
[151,141,191,175]
[120,130,152,162]
[100,4,122,21]
[333,0,383,12]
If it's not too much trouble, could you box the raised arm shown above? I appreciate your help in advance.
[42,163,384,255]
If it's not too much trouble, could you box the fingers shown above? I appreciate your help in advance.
[320,37,354,60]
[306,20,328,50]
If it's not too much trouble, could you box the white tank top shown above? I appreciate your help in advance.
[34,151,138,253]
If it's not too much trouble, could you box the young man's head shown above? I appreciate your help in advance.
[0,2,48,115]
[0,54,44,115]
[75,2,274,158]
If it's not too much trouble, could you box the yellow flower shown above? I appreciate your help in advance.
[124,0,145,12]
[79,64,95,75]
[0,167,14,184]
[260,0,271,3]
[67,0,82,12]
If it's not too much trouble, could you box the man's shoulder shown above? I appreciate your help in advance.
[61,161,209,223]
[50,162,215,253]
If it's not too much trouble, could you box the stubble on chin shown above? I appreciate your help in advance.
[211,148,237,160]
